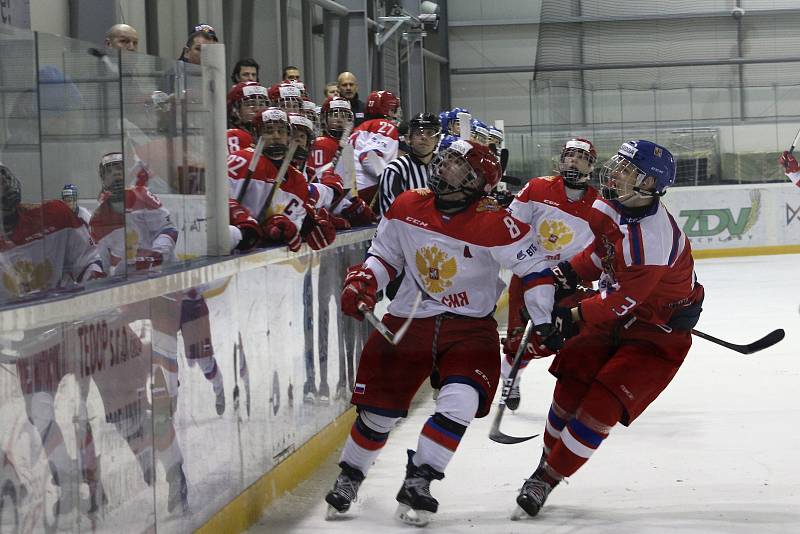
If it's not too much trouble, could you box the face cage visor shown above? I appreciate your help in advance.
[598,154,657,202]
[428,149,485,198]
[324,108,354,137]
[558,147,596,186]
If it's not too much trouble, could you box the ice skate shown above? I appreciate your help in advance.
[303,380,317,404]
[318,382,330,405]
[167,463,189,514]
[394,450,444,527]
[324,462,364,519]
[512,467,557,520]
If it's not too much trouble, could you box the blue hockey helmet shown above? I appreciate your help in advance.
[599,140,675,201]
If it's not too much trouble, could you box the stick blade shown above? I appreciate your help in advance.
[743,328,785,354]
[488,405,539,444]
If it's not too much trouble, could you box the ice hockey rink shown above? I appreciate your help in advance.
[249,253,799,534]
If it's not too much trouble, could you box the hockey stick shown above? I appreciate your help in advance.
[489,320,540,445]
[691,328,784,355]
[236,135,266,203]
[258,140,299,222]
[790,127,800,155]
[357,290,422,345]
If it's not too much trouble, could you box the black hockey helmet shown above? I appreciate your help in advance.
[409,112,441,135]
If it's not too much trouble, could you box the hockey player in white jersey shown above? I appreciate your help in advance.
[501,138,600,410]
[324,141,557,526]
[90,153,226,420]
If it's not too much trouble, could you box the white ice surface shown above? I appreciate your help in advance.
[250,254,800,533]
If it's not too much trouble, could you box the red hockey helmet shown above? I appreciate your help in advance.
[366,90,401,121]
[227,81,268,127]
[558,137,597,188]
[268,82,303,113]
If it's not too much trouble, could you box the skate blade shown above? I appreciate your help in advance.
[325,504,348,520]
[510,504,539,521]
[395,503,432,527]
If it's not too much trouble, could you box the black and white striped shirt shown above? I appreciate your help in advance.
[378,153,431,216]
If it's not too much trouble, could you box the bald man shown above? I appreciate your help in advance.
[105,24,139,52]
[337,71,366,126]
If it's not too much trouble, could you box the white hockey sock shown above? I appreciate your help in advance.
[414,383,478,473]
[339,411,398,475]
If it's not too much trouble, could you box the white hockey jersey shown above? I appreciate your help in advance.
[350,118,399,191]
[89,187,178,275]
[0,201,103,301]
[507,175,598,266]
[365,190,553,322]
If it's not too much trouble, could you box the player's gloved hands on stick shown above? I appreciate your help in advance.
[551,260,579,292]
[134,248,163,270]
[229,199,262,250]
[342,197,378,227]
[263,214,301,252]
[304,208,337,250]
[503,325,556,360]
[778,151,800,173]
[341,266,378,320]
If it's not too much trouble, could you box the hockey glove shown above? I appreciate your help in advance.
[304,208,337,250]
[552,306,579,340]
[320,169,345,202]
[502,325,556,360]
[779,151,800,173]
[342,197,378,227]
[229,199,263,251]
[551,260,579,293]
[341,266,378,320]
[134,249,163,270]
[263,214,302,252]
[533,323,565,353]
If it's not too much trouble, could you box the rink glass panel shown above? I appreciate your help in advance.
[0,236,371,532]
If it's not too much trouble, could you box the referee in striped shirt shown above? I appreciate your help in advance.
[377,112,441,215]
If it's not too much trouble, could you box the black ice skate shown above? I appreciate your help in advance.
[512,466,558,520]
[325,462,365,519]
[167,463,189,514]
[395,449,444,527]
[505,381,521,411]
[303,380,317,404]
[318,382,330,405]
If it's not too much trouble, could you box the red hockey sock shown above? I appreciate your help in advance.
[546,382,622,478]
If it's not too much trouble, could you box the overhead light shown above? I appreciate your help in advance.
[420,1,439,15]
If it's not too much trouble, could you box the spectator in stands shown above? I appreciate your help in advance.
[283,65,302,82]
[231,58,260,84]
[105,23,139,52]
[337,71,366,126]
[180,24,218,64]
[324,82,340,99]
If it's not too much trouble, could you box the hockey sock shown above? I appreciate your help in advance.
[198,356,224,395]
[546,382,622,479]
[414,382,478,473]
[500,354,528,383]
[543,400,572,456]
[339,410,398,475]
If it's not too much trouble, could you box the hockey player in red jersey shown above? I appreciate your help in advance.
[512,140,705,519]
[778,149,800,188]
[227,108,311,252]
[323,141,557,526]
[226,81,268,154]
[350,90,401,205]
[502,138,600,410]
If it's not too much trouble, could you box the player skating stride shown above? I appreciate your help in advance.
[502,138,599,411]
[323,140,556,526]
[511,140,705,519]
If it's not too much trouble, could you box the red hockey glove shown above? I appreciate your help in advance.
[263,214,301,252]
[341,265,378,320]
[327,209,351,230]
[320,169,345,201]
[502,326,556,360]
[779,151,800,173]
[228,199,263,250]
[304,208,337,250]
[134,249,163,270]
[341,197,378,227]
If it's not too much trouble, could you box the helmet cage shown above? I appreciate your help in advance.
[323,107,354,138]
[558,146,596,186]
[428,148,486,199]
[598,154,650,201]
